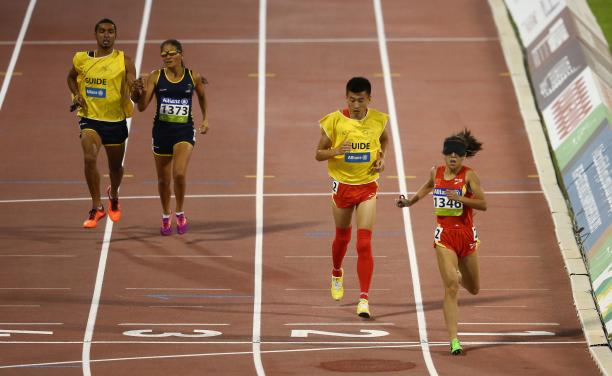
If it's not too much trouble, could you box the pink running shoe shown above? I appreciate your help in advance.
[160,217,172,236]
[176,213,188,235]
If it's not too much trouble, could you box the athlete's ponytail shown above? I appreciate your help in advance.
[444,129,483,158]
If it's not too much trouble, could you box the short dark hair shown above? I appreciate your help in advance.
[160,39,183,53]
[95,18,116,33]
[346,77,371,95]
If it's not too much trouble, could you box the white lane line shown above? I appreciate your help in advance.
[148,306,205,308]
[0,0,36,111]
[126,288,232,291]
[475,305,528,308]
[0,36,498,46]
[81,2,151,375]
[0,341,586,369]
[372,1,436,375]
[118,323,229,326]
[0,254,75,258]
[459,322,559,325]
[0,305,40,308]
[0,339,586,345]
[0,323,62,325]
[0,190,544,204]
[284,323,395,326]
[0,288,70,290]
[132,255,232,258]
[459,331,555,336]
[252,1,266,375]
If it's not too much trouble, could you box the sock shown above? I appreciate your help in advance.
[332,227,351,277]
[162,214,171,219]
[96,206,104,211]
[175,211,184,217]
[356,229,373,298]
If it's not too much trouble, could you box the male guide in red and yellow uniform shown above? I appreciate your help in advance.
[315,77,389,318]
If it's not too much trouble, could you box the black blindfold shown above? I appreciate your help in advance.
[442,140,467,157]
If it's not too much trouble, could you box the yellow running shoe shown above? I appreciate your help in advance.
[331,269,344,301]
[357,298,371,318]
[83,207,106,228]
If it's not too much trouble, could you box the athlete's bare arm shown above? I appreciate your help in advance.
[396,167,435,208]
[315,129,350,161]
[136,70,159,112]
[447,170,487,211]
[192,71,208,134]
[67,66,87,112]
[371,127,389,172]
[124,55,138,102]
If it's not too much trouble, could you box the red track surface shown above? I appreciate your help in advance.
[0,0,601,375]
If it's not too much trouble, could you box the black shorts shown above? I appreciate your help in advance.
[79,117,128,146]
[152,125,195,156]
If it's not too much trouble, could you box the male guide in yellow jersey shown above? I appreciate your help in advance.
[67,18,138,228]
[316,77,389,320]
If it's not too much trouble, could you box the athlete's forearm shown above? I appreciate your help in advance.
[316,148,342,161]
[457,196,487,211]
[67,75,79,96]
[197,93,207,120]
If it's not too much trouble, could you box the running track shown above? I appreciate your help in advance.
[0,0,601,375]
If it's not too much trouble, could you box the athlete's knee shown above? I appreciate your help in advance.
[83,153,97,167]
[444,279,460,295]
[173,172,187,184]
[157,178,171,188]
[334,227,351,246]
[356,229,372,258]
[466,283,479,295]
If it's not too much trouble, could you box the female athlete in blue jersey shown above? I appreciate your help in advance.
[132,39,208,235]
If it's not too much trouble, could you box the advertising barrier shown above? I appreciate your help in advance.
[504,0,612,344]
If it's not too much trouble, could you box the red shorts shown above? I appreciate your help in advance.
[332,180,378,209]
[433,225,480,258]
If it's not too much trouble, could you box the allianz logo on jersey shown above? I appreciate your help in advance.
[161,97,189,105]
[433,188,461,195]
[85,87,106,98]
[345,152,370,163]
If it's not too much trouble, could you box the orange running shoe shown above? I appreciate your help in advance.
[107,186,121,222]
[83,207,106,228]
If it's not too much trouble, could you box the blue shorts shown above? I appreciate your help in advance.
[79,117,128,146]
[152,125,195,156]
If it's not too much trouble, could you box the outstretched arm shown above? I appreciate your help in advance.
[396,167,435,208]
[135,70,159,112]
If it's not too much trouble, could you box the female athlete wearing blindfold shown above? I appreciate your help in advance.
[396,129,486,356]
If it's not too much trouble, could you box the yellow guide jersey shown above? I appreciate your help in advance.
[319,108,388,184]
[72,49,133,121]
